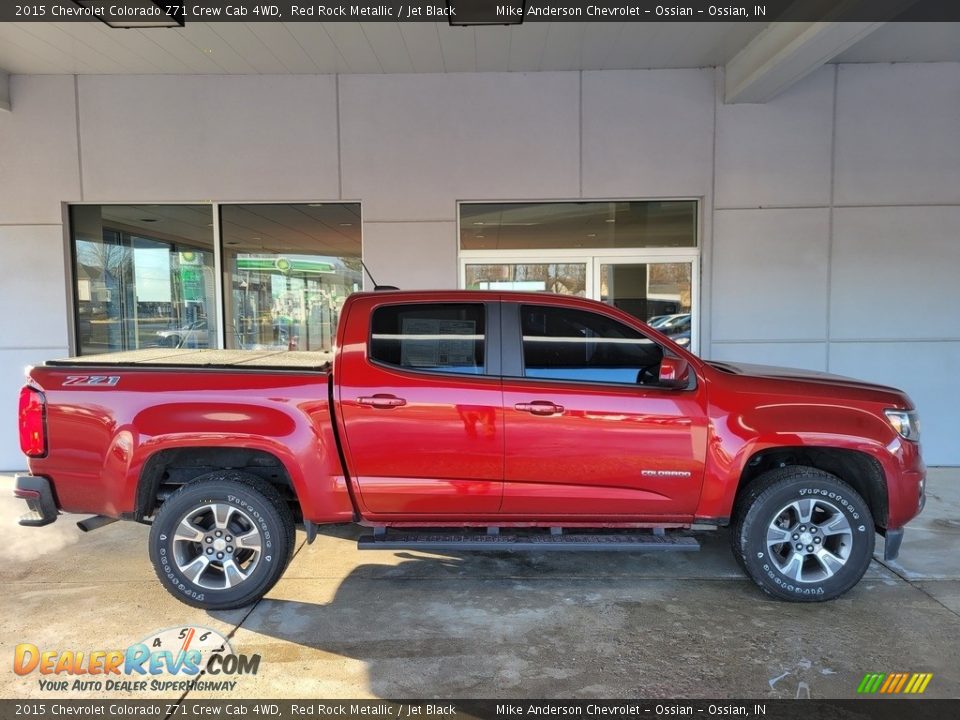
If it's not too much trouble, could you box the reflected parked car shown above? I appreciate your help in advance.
[646,313,691,347]
[156,319,209,349]
[649,313,690,334]
[671,329,691,347]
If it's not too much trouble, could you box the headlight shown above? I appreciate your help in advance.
[885,409,921,442]
[675,336,691,347]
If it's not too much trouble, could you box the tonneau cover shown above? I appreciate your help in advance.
[46,348,333,371]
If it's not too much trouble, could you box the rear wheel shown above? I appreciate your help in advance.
[148,471,295,610]
[732,467,874,602]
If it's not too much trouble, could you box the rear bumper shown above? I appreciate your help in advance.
[13,475,59,527]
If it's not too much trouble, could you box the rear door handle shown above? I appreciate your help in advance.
[357,394,407,409]
[514,401,565,416]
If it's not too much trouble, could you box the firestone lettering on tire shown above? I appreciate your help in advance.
[799,487,862,523]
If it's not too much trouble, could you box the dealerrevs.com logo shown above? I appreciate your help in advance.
[14,626,260,693]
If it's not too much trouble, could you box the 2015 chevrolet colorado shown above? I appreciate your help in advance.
[14,291,925,608]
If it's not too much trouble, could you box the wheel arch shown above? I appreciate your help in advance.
[135,446,299,522]
[733,446,889,529]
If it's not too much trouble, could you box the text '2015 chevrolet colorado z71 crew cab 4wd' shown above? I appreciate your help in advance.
[15,291,925,609]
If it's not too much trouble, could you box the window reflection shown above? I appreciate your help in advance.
[370,303,486,375]
[221,204,362,351]
[465,263,587,296]
[601,263,692,348]
[460,201,697,250]
[70,205,218,355]
[520,305,663,385]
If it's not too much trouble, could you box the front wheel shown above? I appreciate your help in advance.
[148,472,295,610]
[732,467,875,602]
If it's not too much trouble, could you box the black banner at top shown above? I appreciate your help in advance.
[4,0,960,23]
[3,699,960,720]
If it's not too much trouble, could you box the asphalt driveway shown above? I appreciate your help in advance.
[1,470,958,699]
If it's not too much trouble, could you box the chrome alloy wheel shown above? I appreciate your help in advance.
[172,503,262,590]
[766,498,853,583]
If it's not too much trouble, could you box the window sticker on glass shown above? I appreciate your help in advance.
[370,304,486,375]
[400,318,478,368]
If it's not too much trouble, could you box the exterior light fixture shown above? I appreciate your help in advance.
[448,0,526,26]
[73,1,185,29]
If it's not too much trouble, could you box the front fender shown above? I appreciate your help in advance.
[696,402,901,522]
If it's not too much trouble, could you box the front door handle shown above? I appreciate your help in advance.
[357,394,407,409]
[514,401,565,416]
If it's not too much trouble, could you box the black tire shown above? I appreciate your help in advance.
[148,471,296,610]
[732,466,875,602]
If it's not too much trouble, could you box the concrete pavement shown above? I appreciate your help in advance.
[1,469,958,699]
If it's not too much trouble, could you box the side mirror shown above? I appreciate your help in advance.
[658,356,691,388]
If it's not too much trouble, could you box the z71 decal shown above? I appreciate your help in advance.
[63,375,120,387]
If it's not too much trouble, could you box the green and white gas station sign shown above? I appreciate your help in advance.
[237,257,335,275]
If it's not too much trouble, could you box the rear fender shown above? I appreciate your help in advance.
[128,433,353,523]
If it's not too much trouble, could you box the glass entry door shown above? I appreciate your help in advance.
[461,256,698,352]
[463,259,590,297]
[595,258,697,351]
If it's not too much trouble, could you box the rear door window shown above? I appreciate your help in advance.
[370,303,486,375]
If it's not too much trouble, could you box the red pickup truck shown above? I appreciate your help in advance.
[15,291,925,609]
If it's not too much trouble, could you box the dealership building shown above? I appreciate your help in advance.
[0,19,958,468]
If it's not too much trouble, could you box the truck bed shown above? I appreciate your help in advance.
[45,348,334,370]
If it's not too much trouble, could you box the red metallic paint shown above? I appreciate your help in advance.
[334,294,504,514]
[693,363,922,526]
[501,380,707,516]
[26,368,353,522]
[492,291,708,517]
[23,290,924,534]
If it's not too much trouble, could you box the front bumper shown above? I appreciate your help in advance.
[880,464,926,563]
[880,471,925,562]
[882,528,904,561]
[13,475,59,526]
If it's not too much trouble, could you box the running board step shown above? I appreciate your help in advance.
[358,532,699,552]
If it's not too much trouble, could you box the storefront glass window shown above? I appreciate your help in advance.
[460,201,697,250]
[465,263,587,295]
[221,204,363,352]
[70,205,218,355]
[459,199,699,351]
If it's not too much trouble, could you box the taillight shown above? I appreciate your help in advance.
[18,386,47,458]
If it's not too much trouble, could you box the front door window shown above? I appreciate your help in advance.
[520,304,665,386]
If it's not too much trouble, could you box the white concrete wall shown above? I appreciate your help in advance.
[0,63,957,467]
[710,63,960,465]
[341,72,582,221]
[78,75,341,202]
[581,69,715,199]
[0,76,77,471]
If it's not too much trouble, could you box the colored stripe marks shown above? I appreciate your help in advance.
[858,672,933,694]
